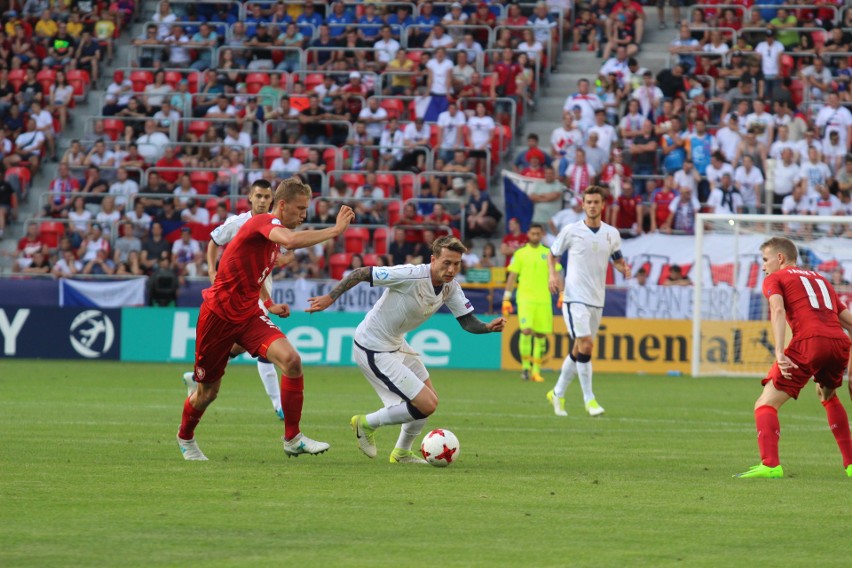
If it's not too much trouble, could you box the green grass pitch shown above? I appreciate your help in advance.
[1,360,851,567]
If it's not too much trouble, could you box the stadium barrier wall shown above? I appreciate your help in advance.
[499,316,778,375]
[119,308,502,370]
[0,307,121,360]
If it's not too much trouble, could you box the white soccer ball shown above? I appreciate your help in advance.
[420,429,460,467]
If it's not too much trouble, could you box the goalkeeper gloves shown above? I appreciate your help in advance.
[502,291,513,316]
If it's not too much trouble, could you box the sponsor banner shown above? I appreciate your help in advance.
[500,316,780,375]
[625,284,754,320]
[0,307,121,359]
[59,278,146,307]
[120,308,502,369]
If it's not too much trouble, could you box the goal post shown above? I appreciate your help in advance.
[691,213,852,377]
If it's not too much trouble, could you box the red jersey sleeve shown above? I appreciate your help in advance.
[762,272,781,300]
[253,213,283,239]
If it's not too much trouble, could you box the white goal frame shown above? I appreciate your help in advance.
[691,213,851,377]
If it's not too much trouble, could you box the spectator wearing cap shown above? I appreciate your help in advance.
[755,28,785,98]
[516,133,553,173]
[341,70,369,115]
[442,2,468,42]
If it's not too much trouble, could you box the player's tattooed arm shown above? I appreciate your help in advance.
[307,267,372,313]
[329,267,372,300]
[457,313,505,334]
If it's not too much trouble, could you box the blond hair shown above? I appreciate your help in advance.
[760,236,798,264]
[432,236,467,257]
[274,177,312,203]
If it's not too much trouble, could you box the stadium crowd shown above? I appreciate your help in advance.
[1,0,851,299]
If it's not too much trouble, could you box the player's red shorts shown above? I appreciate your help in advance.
[762,336,851,399]
[193,301,285,384]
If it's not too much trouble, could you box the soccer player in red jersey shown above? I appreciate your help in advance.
[177,178,355,460]
[735,237,852,478]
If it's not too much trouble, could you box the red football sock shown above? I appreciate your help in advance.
[178,397,205,441]
[754,405,780,467]
[280,375,304,441]
[822,396,852,468]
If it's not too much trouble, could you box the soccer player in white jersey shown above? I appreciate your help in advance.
[181,179,293,420]
[546,186,631,417]
[307,237,505,463]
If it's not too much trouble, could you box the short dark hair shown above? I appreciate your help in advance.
[529,223,545,232]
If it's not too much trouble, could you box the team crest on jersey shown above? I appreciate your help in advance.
[375,267,389,280]
[271,218,282,225]
[195,367,206,380]
[541,253,547,260]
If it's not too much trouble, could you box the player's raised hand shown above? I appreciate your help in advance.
[269,303,290,318]
[501,299,514,317]
[306,294,334,313]
[486,317,506,332]
[335,205,356,234]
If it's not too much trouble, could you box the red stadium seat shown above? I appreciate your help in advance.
[8,69,25,92]
[323,147,339,171]
[102,119,124,141]
[387,200,401,226]
[362,253,380,266]
[293,147,310,162]
[130,70,153,92]
[263,146,283,169]
[429,124,440,147]
[39,221,65,248]
[204,197,220,215]
[342,173,366,191]
[36,68,56,94]
[343,227,369,254]
[246,72,270,94]
[163,70,182,89]
[5,167,32,194]
[375,173,397,197]
[329,253,352,279]
[190,171,215,194]
[372,227,388,255]
[400,174,417,201]
[304,73,324,93]
[236,198,250,213]
[187,120,211,139]
[380,99,404,120]
[66,69,90,101]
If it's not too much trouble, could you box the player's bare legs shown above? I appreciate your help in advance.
[264,336,329,456]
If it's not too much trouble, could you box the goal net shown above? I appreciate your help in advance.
[691,213,852,377]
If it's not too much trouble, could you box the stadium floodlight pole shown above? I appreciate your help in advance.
[692,213,851,378]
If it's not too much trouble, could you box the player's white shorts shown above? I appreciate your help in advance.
[563,302,602,339]
[354,339,429,407]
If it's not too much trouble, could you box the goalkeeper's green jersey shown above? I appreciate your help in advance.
[507,243,551,303]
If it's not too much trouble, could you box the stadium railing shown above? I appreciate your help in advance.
[749,4,841,24]
[250,143,342,171]
[126,43,217,69]
[401,23,495,49]
[687,4,749,20]
[326,169,422,197]
[291,69,384,96]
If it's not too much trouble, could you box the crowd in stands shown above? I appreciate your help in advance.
[2,0,852,291]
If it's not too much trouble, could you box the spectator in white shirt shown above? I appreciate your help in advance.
[744,99,775,147]
[373,25,400,67]
[734,155,765,213]
[706,174,744,215]
[631,71,664,119]
[135,119,170,163]
[815,92,852,153]
[358,97,390,145]
[587,109,617,156]
[714,114,742,163]
[771,147,802,210]
[436,101,467,161]
[379,117,406,169]
[769,124,799,162]
[270,148,302,178]
[754,28,785,96]
[799,146,832,197]
[108,167,139,211]
[223,123,252,151]
[181,198,211,224]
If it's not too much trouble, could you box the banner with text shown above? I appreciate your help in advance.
[120,308,502,369]
[499,315,779,375]
[625,284,755,320]
[0,307,121,360]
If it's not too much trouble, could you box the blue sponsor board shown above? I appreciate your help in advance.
[0,307,121,360]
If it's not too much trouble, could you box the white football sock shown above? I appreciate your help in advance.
[395,418,426,451]
[366,402,416,428]
[577,361,595,404]
[554,355,577,398]
[257,361,281,411]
